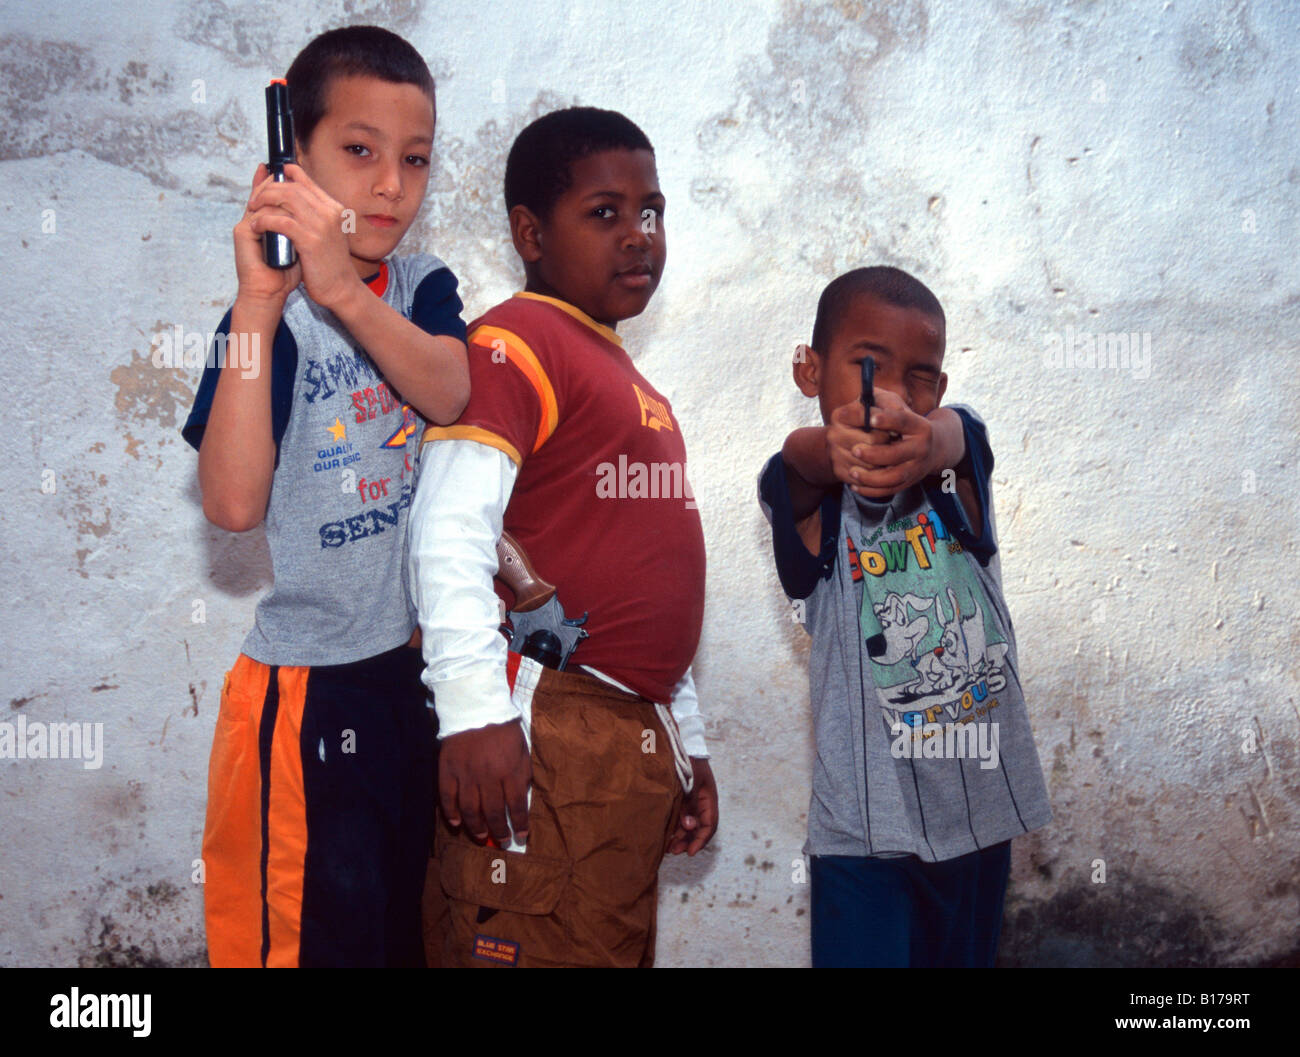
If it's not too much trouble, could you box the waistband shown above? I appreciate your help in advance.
[527,660,649,706]
[512,653,693,794]
[234,641,423,681]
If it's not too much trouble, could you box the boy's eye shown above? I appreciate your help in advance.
[592,205,616,220]
[345,144,372,158]
[405,154,430,167]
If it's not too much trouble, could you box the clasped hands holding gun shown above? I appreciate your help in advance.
[829,385,955,500]
[235,160,369,315]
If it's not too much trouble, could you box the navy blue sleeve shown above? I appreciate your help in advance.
[410,266,468,342]
[922,406,997,566]
[758,452,842,600]
[180,309,299,468]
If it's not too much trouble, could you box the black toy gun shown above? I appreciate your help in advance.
[263,78,297,269]
[860,355,874,430]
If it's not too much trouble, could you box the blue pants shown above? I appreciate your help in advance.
[810,841,1012,967]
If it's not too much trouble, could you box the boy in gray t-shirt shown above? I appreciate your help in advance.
[181,27,468,967]
[759,266,1051,967]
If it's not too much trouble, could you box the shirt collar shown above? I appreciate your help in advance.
[513,291,623,346]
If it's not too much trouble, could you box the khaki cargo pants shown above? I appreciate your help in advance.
[425,659,688,968]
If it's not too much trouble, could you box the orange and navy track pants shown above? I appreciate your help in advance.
[201,643,434,967]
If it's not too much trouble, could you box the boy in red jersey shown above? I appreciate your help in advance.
[408,107,717,967]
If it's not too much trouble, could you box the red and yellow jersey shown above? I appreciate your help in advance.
[422,292,706,704]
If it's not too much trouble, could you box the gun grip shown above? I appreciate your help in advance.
[495,531,555,613]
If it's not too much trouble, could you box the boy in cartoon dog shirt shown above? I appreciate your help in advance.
[759,266,1051,967]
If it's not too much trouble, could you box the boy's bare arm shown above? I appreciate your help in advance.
[197,165,299,532]
[328,286,469,425]
[927,409,982,530]
[249,162,469,425]
[780,427,837,554]
[781,427,837,516]
[197,298,281,531]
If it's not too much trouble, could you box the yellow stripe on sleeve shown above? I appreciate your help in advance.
[420,424,523,467]
[469,325,560,453]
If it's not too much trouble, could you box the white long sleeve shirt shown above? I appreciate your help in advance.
[407,438,708,757]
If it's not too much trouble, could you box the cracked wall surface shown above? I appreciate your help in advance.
[1,0,1296,967]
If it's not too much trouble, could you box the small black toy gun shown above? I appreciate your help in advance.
[860,355,874,429]
[263,78,297,269]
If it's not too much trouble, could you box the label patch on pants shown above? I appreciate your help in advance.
[473,934,520,966]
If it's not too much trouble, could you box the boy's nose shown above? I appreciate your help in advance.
[373,161,403,199]
[623,220,652,249]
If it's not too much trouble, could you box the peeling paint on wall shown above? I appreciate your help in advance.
[111,349,194,430]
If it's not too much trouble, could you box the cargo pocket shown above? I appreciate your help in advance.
[438,838,571,916]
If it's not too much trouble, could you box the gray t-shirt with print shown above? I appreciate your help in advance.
[183,254,467,667]
[759,406,1052,862]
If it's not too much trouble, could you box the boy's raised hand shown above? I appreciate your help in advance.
[233,164,302,307]
[245,162,360,312]
[438,719,532,847]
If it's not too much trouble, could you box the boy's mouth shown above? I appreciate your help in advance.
[366,213,398,228]
[615,263,653,290]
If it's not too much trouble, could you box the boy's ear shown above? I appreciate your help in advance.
[935,371,948,407]
[793,345,822,398]
[509,204,544,264]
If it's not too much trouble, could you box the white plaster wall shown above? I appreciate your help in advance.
[0,0,1295,967]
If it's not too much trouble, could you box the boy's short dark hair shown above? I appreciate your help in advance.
[811,266,945,354]
[285,25,435,149]
[504,107,654,219]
